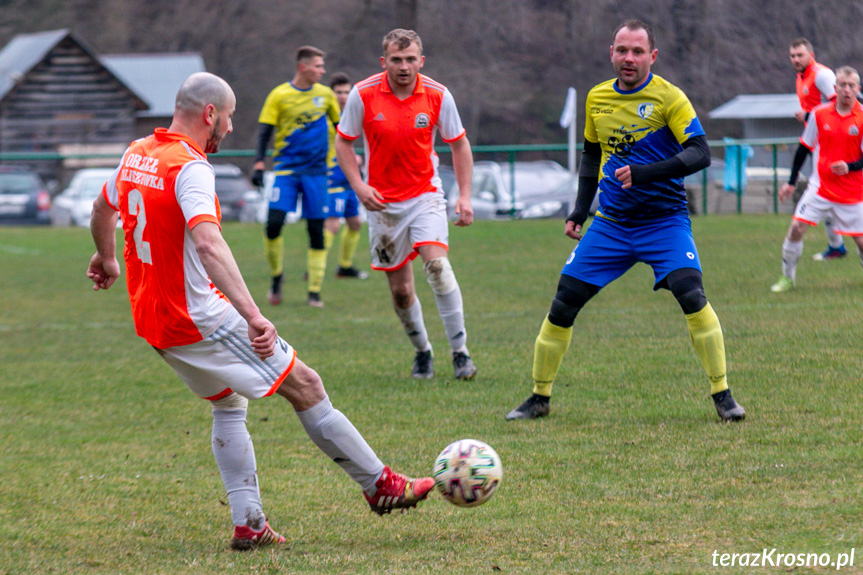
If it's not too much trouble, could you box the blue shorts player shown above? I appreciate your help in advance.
[506,19,745,423]
[252,46,341,307]
[324,73,369,280]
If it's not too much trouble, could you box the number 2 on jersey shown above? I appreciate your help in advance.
[128,189,153,264]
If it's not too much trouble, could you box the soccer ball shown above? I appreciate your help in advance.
[433,439,502,507]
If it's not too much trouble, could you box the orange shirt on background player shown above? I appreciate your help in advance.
[797,60,836,113]
[102,128,230,349]
[336,72,466,203]
[800,101,863,204]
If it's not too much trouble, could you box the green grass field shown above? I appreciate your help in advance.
[1,215,862,574]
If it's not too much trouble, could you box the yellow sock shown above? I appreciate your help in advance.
[339,228,361,269]
[264,236,284,277]
[324,229,335,251]
[307,248,328,294]
[685,302,728,395]
[532,316,573,397]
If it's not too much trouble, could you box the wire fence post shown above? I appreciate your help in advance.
[772,144,779,214]
[736,144,743,214]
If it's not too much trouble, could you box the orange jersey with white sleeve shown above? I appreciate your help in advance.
[336,72,466,202]
[102,128,231,348]
[797,60,836,113]
[800,101,863,204]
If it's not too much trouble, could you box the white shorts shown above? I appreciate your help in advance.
[794,184,863,235]
[156,307,296,401]
[369,190,449,271]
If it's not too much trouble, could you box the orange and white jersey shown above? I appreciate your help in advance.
[800,101,863,204]
[336,72,466,203]
[797,60,836,113]
[102,128,231,348]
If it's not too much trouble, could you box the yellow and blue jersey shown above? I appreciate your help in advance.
[584,73,704,224]
[327,120,348,192]
[258,82,340,176]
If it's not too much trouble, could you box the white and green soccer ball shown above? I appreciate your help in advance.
[433,439,502,507]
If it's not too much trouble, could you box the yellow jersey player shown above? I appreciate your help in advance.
[253,46,340,307]
[506,19,745,423]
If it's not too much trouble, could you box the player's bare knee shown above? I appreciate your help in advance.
[347,217,362,231]
[324,218,341,235]
[423,257,458,295]
[278,362,326,410]
[392,289,414,309]
[789,221,808,241]
[210,392,249,411]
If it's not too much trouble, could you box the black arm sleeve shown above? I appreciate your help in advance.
[254,123,275,163]
[788,143,811,185]
[848,157,863,172]
[627,135,711,185]
[566,140,601,227]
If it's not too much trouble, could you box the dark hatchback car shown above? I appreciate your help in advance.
[213,163,260,222]
[0,165,51,225]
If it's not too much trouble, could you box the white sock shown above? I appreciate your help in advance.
[211,409,264,529]
[824,217,844,249]
[394,298,431,352]
[434,287,467,352]
[295,396,384,495]
[782,238,804,281]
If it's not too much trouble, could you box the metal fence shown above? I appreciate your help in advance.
[0,137,803,216]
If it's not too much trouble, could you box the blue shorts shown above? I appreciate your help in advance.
[328,188,360,219]
[561,215,701,290]
[269,174,330,220]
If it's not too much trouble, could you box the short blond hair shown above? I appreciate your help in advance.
[382,29,422,55]
[835,65,860,85]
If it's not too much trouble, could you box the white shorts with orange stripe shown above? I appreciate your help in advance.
[156,307,296,401]
[368,190,449,271]
[794,184,863,236]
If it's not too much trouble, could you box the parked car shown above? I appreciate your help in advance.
[253,170,302,224]
[213,163,263,222]
[50,168,114,227]
[0,165,51,225]
[441,160,579,220]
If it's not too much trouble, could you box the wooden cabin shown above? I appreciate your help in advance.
[0,29,205,181]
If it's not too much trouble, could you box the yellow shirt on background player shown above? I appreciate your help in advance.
[258,82,340,177]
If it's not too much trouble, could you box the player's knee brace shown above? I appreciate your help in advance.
[265,209,287,240]
[666,268,707,314]
[307,218,325,250]
[210,391,249,411]
[548,274,599,328]
[423,257,458,295]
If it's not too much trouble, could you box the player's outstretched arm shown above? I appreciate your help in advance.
[87,193,120,291]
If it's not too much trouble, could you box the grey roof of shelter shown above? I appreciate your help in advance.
[709,94,799,119]
[0,28,70,99]
[101,53,206,117]
[0,28,146,109]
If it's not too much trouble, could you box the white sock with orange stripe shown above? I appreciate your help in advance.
[211,409,265,528]
[295,396,384,495]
